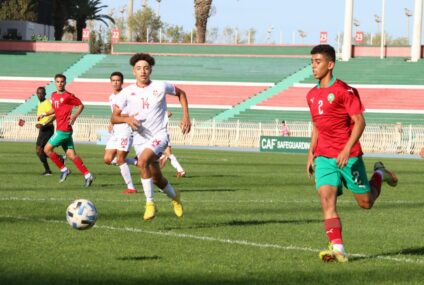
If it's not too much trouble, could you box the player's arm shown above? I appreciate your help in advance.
[110,105,140,130]
[174,87,191,134]
[37,108,54,121]
[70,104,84,125]
[307,123,318,178]
[336,113,365,168]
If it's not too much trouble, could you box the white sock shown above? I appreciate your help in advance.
[332,243,345,253]
[125,157,136,165]
[60,166,68,172]
[111,157,117,165]
[161,182,176,199]
[141,178,154,202]
[119,163,135,190]
[84,173,92,179]
[169,154,184,172]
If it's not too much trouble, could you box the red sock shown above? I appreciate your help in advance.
[324,217,343,245]
[48,152,65,169]
[369,172,382,198]
[72,156,90,176]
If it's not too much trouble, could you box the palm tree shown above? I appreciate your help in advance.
[70,0,115,41]
[194,0,213,43]
[53,0,71,40]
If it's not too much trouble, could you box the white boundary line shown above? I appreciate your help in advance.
[1,214,423,265]
[1,196,423,205]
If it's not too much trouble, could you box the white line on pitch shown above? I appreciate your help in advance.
[0,196,422,205]
[1,215,423,265]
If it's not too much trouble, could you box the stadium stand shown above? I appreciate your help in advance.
[0,52,84,77]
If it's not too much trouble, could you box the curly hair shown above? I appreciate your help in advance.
[129,53,155,67]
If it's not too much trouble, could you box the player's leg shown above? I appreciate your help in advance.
[167,147,185,177]
[37,127,54,175]
[315,156,348,263]
[159,146,170,169]
[117,149,137,194]
[150,161,183,218]
[44,131,69,181]
[65,136,94,187]
[136,147,158,220]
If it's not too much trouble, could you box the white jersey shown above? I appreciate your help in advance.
[114,81,177,141]
[109,92,132,135]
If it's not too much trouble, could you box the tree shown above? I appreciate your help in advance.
[128,6,162,42]
[0,0,37,21]
[194,0,213,43]
[69,0,114,41]
[53,0,71,41]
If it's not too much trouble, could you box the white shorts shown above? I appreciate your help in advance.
[105,132,133,152]
[133,132,169,157]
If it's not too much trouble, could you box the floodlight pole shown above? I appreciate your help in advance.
[127,0,133,42]
[380,0,385,59]
[411,0,423,61]
[342,0,353,61]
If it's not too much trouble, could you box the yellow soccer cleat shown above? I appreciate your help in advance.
[171,190,183,218]
[143,201,156,221]
[319,245,348,263]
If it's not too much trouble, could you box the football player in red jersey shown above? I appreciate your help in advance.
[305,45,398,263]
[38,74,94,187]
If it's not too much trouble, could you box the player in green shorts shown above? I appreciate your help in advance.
[306,45,398,263]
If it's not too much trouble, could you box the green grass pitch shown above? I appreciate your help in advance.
[0,141,424,284]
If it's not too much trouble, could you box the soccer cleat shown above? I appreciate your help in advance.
[84,174,95,187]
[171,190,183,218]
[143,202,156,221]
[319,244,348,263]
[59,169,71,183]
[374,161,398,187]
[41,171,52,176]
[122,188,137,194]
[176,171,186,178]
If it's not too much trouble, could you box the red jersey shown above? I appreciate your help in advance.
[50,90,82,132]
[306,78,365,158]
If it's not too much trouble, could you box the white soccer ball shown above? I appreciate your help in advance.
[66,199,97,230]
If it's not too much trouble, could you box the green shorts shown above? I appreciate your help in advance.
[47,130,75,150]
[314,156,370,195]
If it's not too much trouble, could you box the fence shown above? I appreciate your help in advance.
[1,114,423,155]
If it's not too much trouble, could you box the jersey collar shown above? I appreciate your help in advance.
[317,77,336,89]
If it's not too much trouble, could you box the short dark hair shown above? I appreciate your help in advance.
[110,71,124,82]
[129,53,155,67]
[310,44,336,63]
[37,86,46,94]
[54,73,66,81]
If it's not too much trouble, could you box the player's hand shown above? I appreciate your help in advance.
[37,112,46,121]
[127,116,141,131]
[306,152,315,179]
[107,124,113,133]
[69,115,77,125]
[180,117,191,134]
[35,123,42,129]
[336,149,350,168]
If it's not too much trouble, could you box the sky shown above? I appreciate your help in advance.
[100,0,422,46]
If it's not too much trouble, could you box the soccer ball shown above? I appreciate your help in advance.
[66,199,97,230]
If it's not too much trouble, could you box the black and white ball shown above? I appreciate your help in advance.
[66,199,97,230]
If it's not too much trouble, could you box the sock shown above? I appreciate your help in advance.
[37,151,51,172]
[141,178,154,202]
[125,157,137,165]
[48,152,65,169]
[111,157,117,165]
[72,156,90,176]
[324,217,343,250]
[369,172,383,199]
[161,182,176,199]
[169,154,184,172]
[119,163,135,190]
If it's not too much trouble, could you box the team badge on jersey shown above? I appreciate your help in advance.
[327,93,335,104]
[130,92,136,96]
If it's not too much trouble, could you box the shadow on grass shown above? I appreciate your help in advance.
[349,247,424,262]
[116,255,161,261]
[182,188,238,192]
[164,218,321,230]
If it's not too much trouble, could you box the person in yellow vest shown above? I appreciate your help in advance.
[36,87,56,175]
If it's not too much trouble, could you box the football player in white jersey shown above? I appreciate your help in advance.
[111,53,191,221]
[104,71,138,194]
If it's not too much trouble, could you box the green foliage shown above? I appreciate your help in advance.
[1,141,424,284]
[0,0,37,21]
[128,7,162,42]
